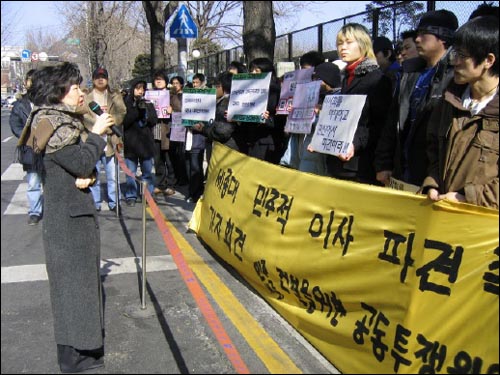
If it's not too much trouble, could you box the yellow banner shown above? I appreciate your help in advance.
[189,143,499,374]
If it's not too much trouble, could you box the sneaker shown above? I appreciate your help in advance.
[164,188,176,196]
[28,215,41,225]
[95,207,101,212]
[126,199,136,207]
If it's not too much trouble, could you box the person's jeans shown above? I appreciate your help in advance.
[90,155,120,209]
[124,157,154,201]
[26,171,43,217]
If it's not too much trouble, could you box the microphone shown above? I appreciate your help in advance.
[88,101,123,138]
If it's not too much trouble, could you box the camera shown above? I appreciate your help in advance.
[137,98,148,109]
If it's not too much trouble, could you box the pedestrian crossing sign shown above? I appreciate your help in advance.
[169,4,198,39]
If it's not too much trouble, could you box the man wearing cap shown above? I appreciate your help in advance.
[375,9,459,188]
[84,67,127,212]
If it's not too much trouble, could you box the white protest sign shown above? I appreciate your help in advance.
[309,94,366,156]
[145,90,170,119]
[227,72,271,123]
[284,80,321,134]
[169,112,186,142]
[181,88,216,126]
[276,67,314,115]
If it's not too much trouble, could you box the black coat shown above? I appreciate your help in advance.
[123,95,158,160]
[42,132,107,349]
[10,95,35,171]
[326,58,393,185]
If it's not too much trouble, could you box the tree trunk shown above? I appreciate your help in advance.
[242,1,275,64]
[143,0,178,76]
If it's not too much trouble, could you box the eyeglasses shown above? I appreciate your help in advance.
[449,48,471,61]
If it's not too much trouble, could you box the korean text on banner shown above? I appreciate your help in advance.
[189,143,499,375]
[284,80,321,134]
[170,112,186,142]
[277,67,314,115]
[309,94,366,156]
[181,87,217,126]
[145,90,170,119]
[227,72,272,123]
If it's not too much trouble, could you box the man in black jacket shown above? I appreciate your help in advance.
[375,10,458,188]
[10,69,43,225]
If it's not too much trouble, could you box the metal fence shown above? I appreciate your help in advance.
[167,0,498,83]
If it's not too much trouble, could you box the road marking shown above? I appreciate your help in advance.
[1,162,25,181]
[3,183,28,215]
[149,205,302,374]
[1,255,177,284]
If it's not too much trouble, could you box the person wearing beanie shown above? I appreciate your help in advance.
[83,67,127,213]
[323,23,393,185]
[373,36,401,94]
[375,9,459,189]
[422,16,499,209]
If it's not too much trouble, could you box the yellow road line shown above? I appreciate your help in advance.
[149,207,302,374]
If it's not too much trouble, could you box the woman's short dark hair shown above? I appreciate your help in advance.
[28,62,82,106]
[215,71,233,93]
[228,61,247,73]
[454,16,498,76]
[152,69,168,83]
[300,51,325,68]
[249,57,276,76]
[170,75,184,85]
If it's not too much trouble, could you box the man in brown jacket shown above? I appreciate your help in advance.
[84,67,127,212]
[421,16,498,209]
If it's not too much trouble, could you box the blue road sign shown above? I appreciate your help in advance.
[169,4,198,38]
[21,49,31,62]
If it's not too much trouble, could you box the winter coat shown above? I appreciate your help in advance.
[202,95,234,144]
[326,58,393,185]
[375,51,455,185]
[42,130,107,349]
[10,94,34,171]
[123,94,158,160]
[422,82,499,209]
[83,88,127,157]
[230,77,286,164]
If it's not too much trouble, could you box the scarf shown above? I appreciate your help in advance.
[20,103,87,154]
[16,103,87,174]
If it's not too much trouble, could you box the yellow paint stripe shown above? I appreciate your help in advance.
[148,207,302,374]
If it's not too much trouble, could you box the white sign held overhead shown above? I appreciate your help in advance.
[169,4,198,38]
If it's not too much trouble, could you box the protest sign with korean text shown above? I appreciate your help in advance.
[181,87,216,126]
[309,94,366,156]
[277,67,314,115]
[284,80,321,134]
[170,112,186,142]
[227,72,272,123]
[145,90,170,119]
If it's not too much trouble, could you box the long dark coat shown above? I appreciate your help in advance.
[42,132,106,350]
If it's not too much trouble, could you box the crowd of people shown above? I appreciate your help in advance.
[8,4,498,373]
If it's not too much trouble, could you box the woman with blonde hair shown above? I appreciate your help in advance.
[325,23,393,185]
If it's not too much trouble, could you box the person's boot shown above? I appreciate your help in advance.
[57,344,104,373]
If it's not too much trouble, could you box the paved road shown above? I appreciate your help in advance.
[1,109,339,374]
